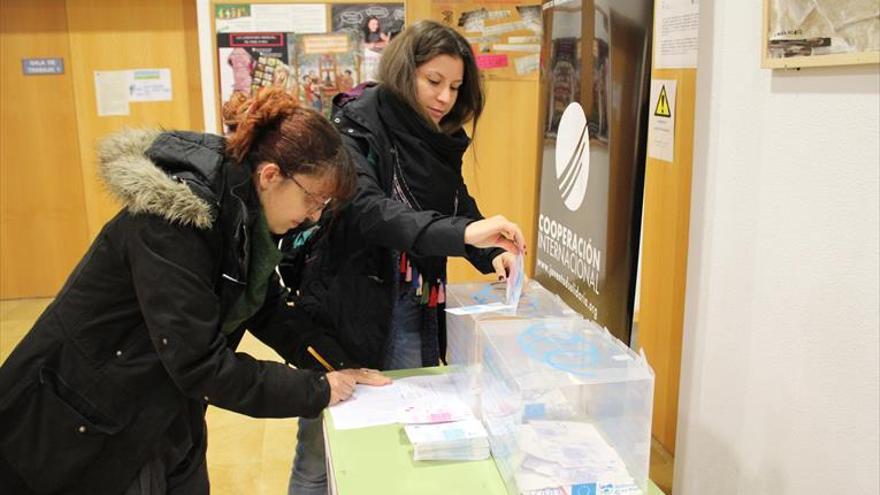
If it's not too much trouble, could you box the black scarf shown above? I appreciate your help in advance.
[376,87,470,216]
[375,87,471,366]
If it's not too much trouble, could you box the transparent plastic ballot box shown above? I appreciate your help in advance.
[479,318,654,495]
[444,280,579,413]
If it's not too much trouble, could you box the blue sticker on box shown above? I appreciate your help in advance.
[523,403,546,419]
[571,483,596,495]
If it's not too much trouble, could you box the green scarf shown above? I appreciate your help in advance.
[221,210,283,335]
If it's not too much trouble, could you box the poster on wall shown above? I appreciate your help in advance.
[331,4,405,82]
[535,1,653,344]
[762,0,879,68]
[215,3,326,34]
[431,1,542,81]
[217,32,296,129]
[294,33,358,118]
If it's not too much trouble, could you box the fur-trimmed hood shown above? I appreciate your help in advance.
[97,129,217,229]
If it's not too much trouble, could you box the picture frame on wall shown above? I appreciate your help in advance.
[761,0,880,69]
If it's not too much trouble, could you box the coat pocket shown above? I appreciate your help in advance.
[0,366,122,493]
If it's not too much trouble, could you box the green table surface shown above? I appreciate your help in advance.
[323,367,665,495]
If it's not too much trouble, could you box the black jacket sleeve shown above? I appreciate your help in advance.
[456,181,506,275]
[246,277,361,371]
[126,213,330,419]
[344,135,475,258]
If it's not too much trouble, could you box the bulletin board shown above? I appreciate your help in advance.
[430,0,543,81]
[211,2,403,129]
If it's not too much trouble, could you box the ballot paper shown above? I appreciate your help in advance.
[404,418,490,461]
[330,374,471,430]
[505,253,525,311]
[512,420,643,495]
[445,253,525,316]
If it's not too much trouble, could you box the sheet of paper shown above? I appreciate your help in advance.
[647,79,677,162]
[654,0,700,69]
[329,374,472,430]
[216,3,326,33]
[445,302,515,316]
[404,418,487,444]
[128,68,172,102]
[94,70,130,116]
[505,253,525,310]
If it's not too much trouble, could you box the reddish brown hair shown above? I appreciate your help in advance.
[221,91,250,134]
[226,88,355,202]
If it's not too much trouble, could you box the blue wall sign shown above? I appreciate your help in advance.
[22,58,64,75]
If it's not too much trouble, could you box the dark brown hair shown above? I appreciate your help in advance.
[378,20,484,134]
[226,88,355,202]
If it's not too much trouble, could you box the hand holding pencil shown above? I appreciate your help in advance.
[309,346,391,406]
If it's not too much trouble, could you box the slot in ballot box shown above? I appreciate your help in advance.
[445,281,579,413]
[480,318,654,495]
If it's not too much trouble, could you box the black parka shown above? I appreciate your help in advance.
[288,86,502,370]
[0,130,332,494]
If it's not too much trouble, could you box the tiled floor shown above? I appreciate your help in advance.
[1,298,674,494]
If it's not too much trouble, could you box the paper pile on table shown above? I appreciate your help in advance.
[404,417,489,461]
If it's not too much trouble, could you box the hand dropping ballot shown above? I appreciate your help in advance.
[446,254,524,316]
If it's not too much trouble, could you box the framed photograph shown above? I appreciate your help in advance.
[762,0,880,69]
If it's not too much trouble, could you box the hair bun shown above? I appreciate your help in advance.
[246,87,300,128]
[221,92,250,131]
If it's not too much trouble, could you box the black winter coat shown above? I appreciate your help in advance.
[0,130,332,494]
[288,86,501,370]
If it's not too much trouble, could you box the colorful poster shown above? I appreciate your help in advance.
[217,32,296,129]
[294,33,358,118]
[331,4,405,82]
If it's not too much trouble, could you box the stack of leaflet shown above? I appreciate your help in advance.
[404,417,490,461]
[328,372,490,462]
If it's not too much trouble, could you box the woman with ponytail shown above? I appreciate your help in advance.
[0,88,389,495]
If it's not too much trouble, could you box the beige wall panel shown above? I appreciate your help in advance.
[639,68,696,455]
[1,0,90,298]
[447,79,541,283]
[66,0,201,238]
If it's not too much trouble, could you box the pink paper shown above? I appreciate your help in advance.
[476,54,509,70]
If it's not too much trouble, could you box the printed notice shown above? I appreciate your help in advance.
[655,0,699,69]
[647,79,677,162]
[515,53,540,75]
[94,70,130,117]
[215,3,326,33]
[128,68,172,102]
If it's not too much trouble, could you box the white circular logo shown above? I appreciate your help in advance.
[554,102,591,212]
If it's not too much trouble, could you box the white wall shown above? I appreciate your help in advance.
[676,1,880,494]
[196,0,218,132]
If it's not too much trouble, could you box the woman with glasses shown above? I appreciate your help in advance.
[286,21,526,495]
[0,88,389,495]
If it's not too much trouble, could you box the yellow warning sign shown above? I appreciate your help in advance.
[654,85,671,117]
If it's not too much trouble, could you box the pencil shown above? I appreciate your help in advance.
[307,346,336,372]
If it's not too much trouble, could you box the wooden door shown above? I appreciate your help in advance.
[1,0,90,298]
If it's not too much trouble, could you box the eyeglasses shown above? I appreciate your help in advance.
[290,175,333,215]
